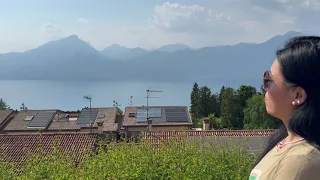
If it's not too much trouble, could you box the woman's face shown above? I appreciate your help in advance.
[263,59,297,121]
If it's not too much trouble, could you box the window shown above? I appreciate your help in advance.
[128,113,136,117]
[96,114,105,119]
[24,116,34,121]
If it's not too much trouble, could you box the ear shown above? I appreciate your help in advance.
[293,87,307,105]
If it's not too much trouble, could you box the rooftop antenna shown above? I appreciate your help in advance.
[129,96,133,107]
[83,96,92,134]
[113,100,121,108]
[20,103,28,110]
[145,87,162,123]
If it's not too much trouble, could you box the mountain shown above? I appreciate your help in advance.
[0,31,309,84]
[101,44,148,60]
[156,43,191,52]
[0,35,120,80]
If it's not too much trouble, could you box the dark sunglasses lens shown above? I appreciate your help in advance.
[263,79,268,90]
[262,71,270,90]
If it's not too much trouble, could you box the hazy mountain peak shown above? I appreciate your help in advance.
[283,31,304,37]
[157,43,191,52]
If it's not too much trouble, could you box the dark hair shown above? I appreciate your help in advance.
[253,36,320,167]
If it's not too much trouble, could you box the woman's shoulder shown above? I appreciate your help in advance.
[286,141,320,157]
[274,144,320,179]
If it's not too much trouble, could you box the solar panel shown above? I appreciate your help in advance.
[27,111,56,129]
[136,108,147,123]
[76,109,98,125]
[148,108,162,117]
[165,108,189,122]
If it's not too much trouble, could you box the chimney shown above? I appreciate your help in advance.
[97,121,104,134]
[203,117,210,131]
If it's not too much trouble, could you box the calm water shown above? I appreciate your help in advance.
[0,80,231,111]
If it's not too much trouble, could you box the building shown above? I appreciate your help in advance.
[1,108,123,137]
[0,110,18,131]
[0,133,98,168]
[122,106,193,138]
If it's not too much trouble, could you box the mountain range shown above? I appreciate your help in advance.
[0,31,308,85]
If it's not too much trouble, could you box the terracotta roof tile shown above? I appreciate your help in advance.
[0,133,97,167]
[142,130,275,143]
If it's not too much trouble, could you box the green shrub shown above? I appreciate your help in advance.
[1,137,256,180]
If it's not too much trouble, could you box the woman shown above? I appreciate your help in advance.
[249,36,320,180]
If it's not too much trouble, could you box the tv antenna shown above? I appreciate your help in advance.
[20,103,28,110]
[129,96,133,107]
[144,87,162,121]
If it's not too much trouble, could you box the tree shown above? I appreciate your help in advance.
[190,82,201,119]
[210,93,220,117]
[236,85,257,126]
[218,86,225,105]
[208,113,222,130]
[198,86,212,117]
[220,87,242,129]
[0,98,7,110]
[237,85,257,107]
[243,94,281,129]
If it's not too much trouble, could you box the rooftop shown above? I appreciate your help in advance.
[123,106,192,127]
[2,108,122,133]
[0,133,97,167]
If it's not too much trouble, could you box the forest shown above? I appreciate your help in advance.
[190,83,282,129]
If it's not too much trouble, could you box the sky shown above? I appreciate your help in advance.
[0,0,320,53]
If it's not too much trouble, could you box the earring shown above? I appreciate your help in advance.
[297,100,300,104]
[292,101,296,105]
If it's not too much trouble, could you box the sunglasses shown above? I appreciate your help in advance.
[263,71,273,91]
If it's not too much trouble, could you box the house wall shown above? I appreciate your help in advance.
[125,125,191,140]
[127,125,190,132]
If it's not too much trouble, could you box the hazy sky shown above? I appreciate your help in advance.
[1,0,320,53]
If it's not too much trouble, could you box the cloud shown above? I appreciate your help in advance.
[302,0,320,10]
[40,23,64,40]
[281,19,295,24]
[149,2,231,33]
[78,18,89,23]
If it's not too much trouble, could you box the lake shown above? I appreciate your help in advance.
[0,80,239,111]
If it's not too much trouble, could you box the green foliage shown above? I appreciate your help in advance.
[220,87,243,129]
[237,85,257,107]
[0,162,16,179]
[0,98,8,110]
[1,139,255,179]
[190,83,220,127]
[190,83,278,130]
[208,113,223,129]
[243,94,281,129]
[190,82,201,119]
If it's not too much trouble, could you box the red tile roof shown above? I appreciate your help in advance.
[141,130,275,143]
[0,133,97,167]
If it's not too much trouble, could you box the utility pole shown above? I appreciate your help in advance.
[83,96,92,133]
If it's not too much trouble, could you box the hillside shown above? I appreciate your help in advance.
[0,31,306,84]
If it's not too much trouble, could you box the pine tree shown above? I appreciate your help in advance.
[190,82,200,119]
